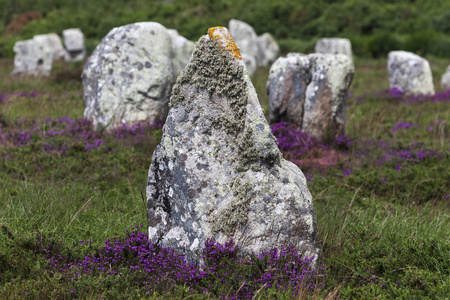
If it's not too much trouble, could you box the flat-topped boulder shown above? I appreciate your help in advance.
[83,22,174,130]
[147,27,321,265]
[62,28,86,61]
[315,38,353,63]
[388,51,434,96]
[12,36,53,76]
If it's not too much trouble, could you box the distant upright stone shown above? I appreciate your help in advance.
[387,51,434,96]
[62,28,86,61]
[168,29,195,78]
[83,22,174,130]
[34,33,68,62]
[46,33,69,61]
[441,65,450,91]
[242,53,257,76]
[303,54,354,138]
[12,36,53,76]
[315,38,353,63]
[256,33,280,66]
[228,19,259,75]
[267,53,311,126]
[147,27,321,265]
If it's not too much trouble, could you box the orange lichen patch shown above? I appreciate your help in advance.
[208,26,242,60]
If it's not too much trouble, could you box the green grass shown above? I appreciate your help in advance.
[1,56,449,299]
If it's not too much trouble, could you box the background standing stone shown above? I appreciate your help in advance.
[168,29,195,78]
[12,36,53,76]
[63,28,86,61]
[267,53,310,126]
[147,27,321,265]
[315,38,353,64]
[387,51,434,96]
[82,22,174,130]
[441,65,450,91]
[303,54,354,139]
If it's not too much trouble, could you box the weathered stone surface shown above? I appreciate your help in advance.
[267,53,310,126]
[303,54,354,138]
[387,51,434,96]
[315,38,353,62]
[46,33,69,61]
[441,65,450,91]
[168,29,195,78]
[33,33,68,62]
[256,33,280,66]
[82,22,174,130]
[147,27,321,265]
[12,36,53,76]
[62,28,86,61]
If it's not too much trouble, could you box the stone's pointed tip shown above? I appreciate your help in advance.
[208,26,242,60]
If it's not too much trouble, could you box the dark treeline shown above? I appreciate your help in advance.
[0,0,449,58]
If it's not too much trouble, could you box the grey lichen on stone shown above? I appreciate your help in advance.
[169,36,247,133]
[211,178,254,236]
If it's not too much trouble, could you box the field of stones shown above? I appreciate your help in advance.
[1,16,450,300]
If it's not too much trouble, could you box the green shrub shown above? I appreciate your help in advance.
[366,32,402,58]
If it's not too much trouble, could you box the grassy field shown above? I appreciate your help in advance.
[0,55,449,299]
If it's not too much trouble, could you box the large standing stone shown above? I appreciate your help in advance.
[256,33,280,66]
[168,29,195,78]
[267,53,310,126]
[12,36,53,76]
[147,27,321,265]
[387,51,434,96]
[62,28,86,61]
[315,38,353,63]
[83,22,174,130]
[303,54,354,138]
[441,65,450,91]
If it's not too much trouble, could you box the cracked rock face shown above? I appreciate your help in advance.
[303,54,354,138]
[388,51,434,96]
[267,53,311,126]
[267,53,354,138]
[147,27,321,265]
[82,22,174,130]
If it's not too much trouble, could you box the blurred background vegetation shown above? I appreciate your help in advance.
[0,0,449,59]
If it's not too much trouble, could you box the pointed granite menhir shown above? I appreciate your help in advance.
[146,27,321,264]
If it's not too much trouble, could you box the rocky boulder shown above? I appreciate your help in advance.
[267,53,354,138]
[267,53,310,126]
[387,51,434,96]
[146,27,321,265]
[83,22,174,130]
[315,38,353,63]
[12,36,53,76]
[63,28,86,61]
[256,33,280,66]
[168,29,195,78]
[441,65,450,91]
[303,54,354,138]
